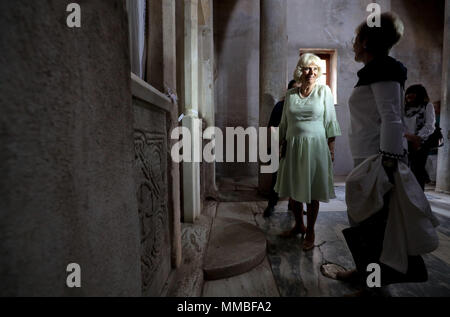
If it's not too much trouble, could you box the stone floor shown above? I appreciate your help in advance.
[201,176,450,297]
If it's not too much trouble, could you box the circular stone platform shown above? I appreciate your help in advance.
[203,217,267,281]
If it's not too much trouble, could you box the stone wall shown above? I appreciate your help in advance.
[214,0,444,177]
[286,0,392,175]
[0,1,141,296]
[392,0,445,188]
[391,0,444,103]
[214,0,260,177]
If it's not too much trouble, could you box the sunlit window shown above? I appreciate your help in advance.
[317,58,327,86]
[299,49,337,103]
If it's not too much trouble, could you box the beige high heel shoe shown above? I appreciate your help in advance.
[302,230,315,251]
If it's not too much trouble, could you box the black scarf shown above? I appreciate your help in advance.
[355,56,408,88]
[406,105,427,134]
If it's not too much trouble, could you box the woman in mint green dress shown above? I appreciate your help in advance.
[274,53,341,251]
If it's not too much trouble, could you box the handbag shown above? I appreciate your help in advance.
[423,126,444,150]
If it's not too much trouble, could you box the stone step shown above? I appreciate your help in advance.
[203,217,267,281]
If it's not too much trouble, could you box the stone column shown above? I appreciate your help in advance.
[184,0,199,113]
[198,0,214,128]
[198,0,219,198]
[163,0,177,92]
[147,0,164,92]
[259,0,288,194]
[126,0,146,78]
[437,0,450,194]
[183,0,201,222]
[162,0,182,268]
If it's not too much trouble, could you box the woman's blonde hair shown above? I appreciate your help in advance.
[293,53,323,83]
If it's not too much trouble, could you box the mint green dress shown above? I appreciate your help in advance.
[274,84,341,204]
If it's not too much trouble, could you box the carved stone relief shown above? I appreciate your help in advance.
[134,129,169,295]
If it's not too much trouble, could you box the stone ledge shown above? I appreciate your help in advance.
[131,73,172,113]
[203,217,267,281]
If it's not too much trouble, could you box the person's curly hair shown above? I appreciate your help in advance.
[356,12,404,56]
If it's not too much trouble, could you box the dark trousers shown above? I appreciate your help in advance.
[267,172,279,208]
[408,144,430,190]
[343,193,428,286]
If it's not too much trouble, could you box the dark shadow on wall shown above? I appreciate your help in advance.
[391,0,445,102]
[213,0,260,178]
[213,0,239,62]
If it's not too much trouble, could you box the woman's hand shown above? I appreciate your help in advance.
[382,156,397,184]
[328,138,335,162]
[405,133,422,151]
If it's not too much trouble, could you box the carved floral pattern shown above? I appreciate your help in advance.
[134,129,168,294]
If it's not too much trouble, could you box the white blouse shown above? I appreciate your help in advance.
[348,81,407,160]
[404,103,436,140]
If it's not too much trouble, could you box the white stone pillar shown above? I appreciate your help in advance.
[182,112,202,223]
[183,0,201,222]
[162,0,182,268]
[198,0,218,197]
[259,0,288,194]
[184,0,199,113]
[163,0,177,91]
[437,0,450,193]
[198,0,214,127]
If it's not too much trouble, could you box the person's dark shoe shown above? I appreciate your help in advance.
[263,206,274,218]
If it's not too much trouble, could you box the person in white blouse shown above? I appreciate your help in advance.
[347,14,408,170]
[337,12,409,286]
[404,84,436,190]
